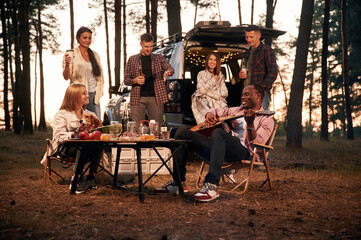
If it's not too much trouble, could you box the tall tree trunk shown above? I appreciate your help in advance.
[251,0,254,24]
[286,0,314,148]
[9,0,21,134]
[37,0,46,131]
[19,0,33,134]
[150,0,158,42]
[146,0,150,33]
[1,0,11,130]
[308,17,316,131]
[114,0,122,88]
[238,0,242,25]
[103,0,112,98]
[194,0,198,26]
[341,0,354,140]
[217,0,221,20]
[69,0,74,49]
[166,0,181,36]
[123,0,127,76]
[320,0,330,141]
[34,43,38,129]
[265,0,277,46]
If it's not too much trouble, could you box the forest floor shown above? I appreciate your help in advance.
[0,130,361,240]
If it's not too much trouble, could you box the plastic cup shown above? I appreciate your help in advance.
[161,131,170,140]
[66,49,74,63]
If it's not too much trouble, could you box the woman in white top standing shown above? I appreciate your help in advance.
[63,26,104,119]
[191,52,228,124]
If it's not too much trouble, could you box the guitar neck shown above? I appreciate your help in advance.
[217,110,275,122]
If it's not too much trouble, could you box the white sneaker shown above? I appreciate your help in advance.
[194,182,219,202]
[154,180,188,194]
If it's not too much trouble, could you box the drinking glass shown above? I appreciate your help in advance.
[110,121,120,140]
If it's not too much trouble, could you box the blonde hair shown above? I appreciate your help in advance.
[60,83,87,111]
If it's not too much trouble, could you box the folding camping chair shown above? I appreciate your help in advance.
[43,139,105,185]
[195,123,278,194]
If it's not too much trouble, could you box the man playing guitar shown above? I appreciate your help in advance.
[154,83,274,202]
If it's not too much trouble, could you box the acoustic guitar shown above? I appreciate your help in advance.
[190,110,275,137]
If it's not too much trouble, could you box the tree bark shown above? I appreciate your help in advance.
[251,0,254,24]
[265,0,275,46]
[9,0,21,134]
[1,0,11,131]
[341,0,354,140]
[123,0,127,76]
[69,0,74,49]
[320,0,330,141]
[286,0,314,148]
[19,0,33,133]
[103,0,112,98]
[238,0,242,25]
[114,0,122,88]
[194,0,198,26]
[166,0,181,36]
[150,0,158,42]
[37,0,46,131]
[146,0,150,33]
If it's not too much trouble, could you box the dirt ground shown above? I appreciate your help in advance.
[0,130,361,240]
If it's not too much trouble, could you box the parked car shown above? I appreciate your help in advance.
[103,21,285,128]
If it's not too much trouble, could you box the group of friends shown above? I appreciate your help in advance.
[43,25,278,201]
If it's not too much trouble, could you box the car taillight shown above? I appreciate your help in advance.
[165,80,182,113]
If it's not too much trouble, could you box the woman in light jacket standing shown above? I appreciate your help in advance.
[191,52,228,124]
[63,26,104,119]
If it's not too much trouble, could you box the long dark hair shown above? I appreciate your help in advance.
[76,27,101,77]
[205,52,221,76]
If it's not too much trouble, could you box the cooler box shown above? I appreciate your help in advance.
[111,147,173,175]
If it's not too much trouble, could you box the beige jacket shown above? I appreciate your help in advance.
[62,47,104,104]
[40,109,94,165]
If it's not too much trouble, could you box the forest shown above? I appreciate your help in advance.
[0,0,360,148]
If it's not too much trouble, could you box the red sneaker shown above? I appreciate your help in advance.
[194,182,219,202]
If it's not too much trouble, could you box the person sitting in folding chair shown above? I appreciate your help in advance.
[41,83,102,194]
[154,83,274,202]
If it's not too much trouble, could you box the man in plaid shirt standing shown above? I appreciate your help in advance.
[239,25,278,110]
[124,33,174,126]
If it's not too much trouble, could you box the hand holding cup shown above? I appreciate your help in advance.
[65,50,74,65]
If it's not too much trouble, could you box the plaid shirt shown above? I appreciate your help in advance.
[243,43,278,93]
[124,53,174,105]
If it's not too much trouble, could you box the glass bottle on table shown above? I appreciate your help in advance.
[122,108,129,134]
[160,114,170,139]
[240,58,247,75]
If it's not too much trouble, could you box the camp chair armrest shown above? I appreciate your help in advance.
[254,142,273,150]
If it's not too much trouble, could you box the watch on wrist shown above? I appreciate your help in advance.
[247,127,254,131]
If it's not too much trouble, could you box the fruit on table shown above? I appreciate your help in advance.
[79,131,90,140]
[89,130,102,140]
[100,134,110,140]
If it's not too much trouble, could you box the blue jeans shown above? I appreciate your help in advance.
[87,92,101,119]
[174,128,249,186]
[262,92,271,110]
